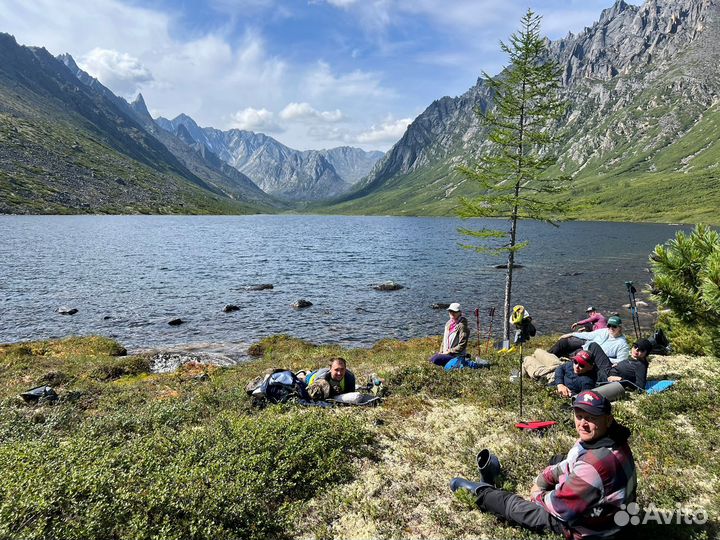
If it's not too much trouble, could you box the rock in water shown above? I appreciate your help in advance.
[58,307,78,315]
[168,318,184,326]
[223,304,240,313]
[292,299,313,309]
[373,281,404,291]
[432,303,451,309]
[247,284,274,291]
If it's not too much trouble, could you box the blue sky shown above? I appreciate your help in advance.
[1,0,622,151]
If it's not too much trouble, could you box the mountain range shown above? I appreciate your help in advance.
[326,0,720,223]
[154,115,382,202]
[2,0,719,221]
[0,34,382,214]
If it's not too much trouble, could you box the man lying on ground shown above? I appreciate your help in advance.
[571,306,608,332]
[450,390,636,539]
[305,357,356,400]
[554,350,598,398]
[606,338,652,390]
[548,315,629,366]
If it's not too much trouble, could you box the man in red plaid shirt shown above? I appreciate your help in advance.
[451,390,637,539]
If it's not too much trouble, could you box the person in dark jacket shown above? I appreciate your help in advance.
[554,350,598,398]
[450,390,636,539]
[607,339,652,390]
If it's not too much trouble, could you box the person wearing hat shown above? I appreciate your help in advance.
[553,350,598,398]
[450,390,636,538]
[606,338,653,390]
[571,306,608,333]
[548,315,629,369]
[429,303,469,367]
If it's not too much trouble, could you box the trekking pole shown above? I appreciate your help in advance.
[519,341,524,419]
[625,281,641,340]
[485,307,496,354]
[474,308,482,358]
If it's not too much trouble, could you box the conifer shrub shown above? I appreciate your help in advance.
[650,224,720,356]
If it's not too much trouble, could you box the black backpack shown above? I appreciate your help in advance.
[246,369,309,406]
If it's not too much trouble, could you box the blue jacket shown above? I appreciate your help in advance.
[553,362,597,395]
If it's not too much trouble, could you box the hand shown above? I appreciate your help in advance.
[556,384,572,398]
[530,483,542,499]
[571,323,578,329]
[608,376,622,382]
[560,333,573,339]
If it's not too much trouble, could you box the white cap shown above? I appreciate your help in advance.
[447,302,461,312]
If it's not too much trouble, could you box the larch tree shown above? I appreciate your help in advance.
[457,9,570,343]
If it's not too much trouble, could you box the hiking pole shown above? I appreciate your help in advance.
[625,281,641,340]
[485,307,496,354]
[474,308,482,358]
[518,341,524,419]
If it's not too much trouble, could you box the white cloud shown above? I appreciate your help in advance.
[230,107,283,132]
[304,61,391,99]
[280,102,344,122]
[79,48,153,97]
[323,0,359,7]
[356,117,412,144]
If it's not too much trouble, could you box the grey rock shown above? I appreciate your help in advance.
[292,299,313,309]
[168,318,184,326]
[223,304,240,312]
[246,283,274,291]
[57,307,78,315]
[493,264,524,269]
[432,303,451,309]
[373,281,404,291]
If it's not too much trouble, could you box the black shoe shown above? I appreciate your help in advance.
[449,477,492,495]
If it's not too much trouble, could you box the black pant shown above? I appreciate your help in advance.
[548,336,585,358]
[586,342,612,381]
[476,487,566,536]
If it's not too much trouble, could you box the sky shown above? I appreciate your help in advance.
[1,0,621,151]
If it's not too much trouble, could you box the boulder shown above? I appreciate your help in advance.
[247,284,274,291]
[168,318,184,326]
[57,307,78,315]
[373,281,404,291]
[493,263,524,269]
[292,299,313,309]
[223,304,240,313]
[432,303,451,309]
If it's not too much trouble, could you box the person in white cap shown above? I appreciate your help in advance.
[429,302,469,367]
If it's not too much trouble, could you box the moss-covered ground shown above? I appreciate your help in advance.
[0,335,717,539]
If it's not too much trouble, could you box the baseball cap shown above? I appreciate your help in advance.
[633,339,653,354]
[447,302,461,312]
[573,350,594,368]
[573,390,611,416]
[585,306,595,312]
[607,315,622,327]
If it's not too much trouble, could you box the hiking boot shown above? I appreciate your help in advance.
[450,477,492,496]
[476,449,501,486]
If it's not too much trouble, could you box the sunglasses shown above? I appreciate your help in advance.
[607,324,619,329]
[573,360,590,367]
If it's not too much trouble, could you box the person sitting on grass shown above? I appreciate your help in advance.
[450,390,636,539]
[606,338,652,390]
[571,306,608,333]
[305,357,356,400]
[429,303,469,367]
[548,315,629,365]
[554,350,598,398]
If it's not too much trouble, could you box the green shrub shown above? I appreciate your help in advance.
[0,409,374,540]
[650,224,720,355]
[91,356,152,381]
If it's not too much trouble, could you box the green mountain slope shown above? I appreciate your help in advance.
[320,0,720,224]
[0,34,269,215]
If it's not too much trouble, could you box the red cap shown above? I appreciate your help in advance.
[573,350,593,368]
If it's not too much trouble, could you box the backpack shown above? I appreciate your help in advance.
[246,369,309,406]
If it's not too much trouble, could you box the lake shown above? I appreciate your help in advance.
[0,215,689,360]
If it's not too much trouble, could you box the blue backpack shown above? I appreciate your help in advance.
[247,369,309,406]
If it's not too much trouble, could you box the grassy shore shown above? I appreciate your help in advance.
[0,335,718,540]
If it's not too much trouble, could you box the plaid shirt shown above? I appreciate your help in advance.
[532,422,637,539]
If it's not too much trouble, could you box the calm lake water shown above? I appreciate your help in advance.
[0,215,689,360]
